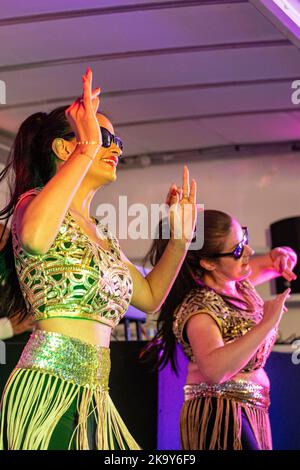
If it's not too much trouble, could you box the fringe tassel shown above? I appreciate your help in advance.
[243,404,272,450]
[0,368,140,450]
[180,396,272,450]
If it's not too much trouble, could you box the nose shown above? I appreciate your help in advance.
[110,142,122,158]
[245,244,255,257]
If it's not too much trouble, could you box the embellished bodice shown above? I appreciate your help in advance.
[11,189,133,328]
[173,281,277,372]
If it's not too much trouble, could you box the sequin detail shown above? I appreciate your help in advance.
[17,329,110,390]
[184,380,270,410]
[11,188,133,328]
[173,281,277,372]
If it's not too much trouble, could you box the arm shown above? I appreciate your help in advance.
[17,69,101,255]
[121,167,197,314]
[121,240,187,314]
[249,247,297,286]
[186,289,290,384]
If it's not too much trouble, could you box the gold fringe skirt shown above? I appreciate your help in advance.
[180,380,272,450]
[0,329,140,450]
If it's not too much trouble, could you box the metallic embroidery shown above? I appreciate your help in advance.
[11,189,133,328]
[173,282,277,372]
[183,380,270,410]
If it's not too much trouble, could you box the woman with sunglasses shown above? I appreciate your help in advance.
[146,208,296,450]
[0,68,197,450]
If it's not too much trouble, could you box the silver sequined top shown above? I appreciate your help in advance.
[173,281,277,372]
[11,188,133,328]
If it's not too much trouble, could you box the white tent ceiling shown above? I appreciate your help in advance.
[1,0,300,167]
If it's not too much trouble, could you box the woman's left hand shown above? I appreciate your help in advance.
[165,166,197,249]
[270,246,298,282]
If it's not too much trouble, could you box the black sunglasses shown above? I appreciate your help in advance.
[63,127,123,152]
[210,227,248,260]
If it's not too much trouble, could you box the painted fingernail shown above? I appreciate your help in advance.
[171,189,177,196]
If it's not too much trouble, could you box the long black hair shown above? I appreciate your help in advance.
[0,105,73,321]
[143,210,232,373]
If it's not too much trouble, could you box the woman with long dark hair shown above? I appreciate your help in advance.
[146,209,296,450]
[0,68,197,450]
[0,224,34,340]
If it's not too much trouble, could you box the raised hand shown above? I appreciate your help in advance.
[270,247,297,282]
[168,166,197,249]
[262,288,291,329]
[65,67,102,148]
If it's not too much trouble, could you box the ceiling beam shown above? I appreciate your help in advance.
[0,1,247,27]
[115,107,300,127]
[0,39,289,73]
[0,75,297,111]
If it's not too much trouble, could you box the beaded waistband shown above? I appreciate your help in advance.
[17,329,111,390]
[184,380,270,410]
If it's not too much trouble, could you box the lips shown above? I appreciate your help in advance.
[100,156,118,167]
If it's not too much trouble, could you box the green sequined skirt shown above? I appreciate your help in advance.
[0,330,140,450]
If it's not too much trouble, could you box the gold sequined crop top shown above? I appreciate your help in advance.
[11,188,133,328]
[173,281,277,372]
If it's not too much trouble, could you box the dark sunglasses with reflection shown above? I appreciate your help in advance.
[210,227,248,260]
[63,127,123,152]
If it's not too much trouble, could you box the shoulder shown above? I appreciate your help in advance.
[12,187,42,230]
[175,286,227,317]
[173,286,225,337]
[13,187,43,223]
[173,287,225,360]
[15,187,43,209]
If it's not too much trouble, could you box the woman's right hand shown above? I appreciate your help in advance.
[261,288,291,329]
[65,67,102,148]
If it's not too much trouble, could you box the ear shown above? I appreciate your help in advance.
[52,138,74,161]
[199,258,217,272]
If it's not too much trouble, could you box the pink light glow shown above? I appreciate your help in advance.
[273,0,300,27]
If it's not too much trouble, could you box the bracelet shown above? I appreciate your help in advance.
[77,140,101,146]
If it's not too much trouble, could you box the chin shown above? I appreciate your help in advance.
[241,264,252,278]
[98,169,117,184]
[109,172,117,182]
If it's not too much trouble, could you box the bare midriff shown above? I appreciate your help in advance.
[186,360,270,388]
[36,318,112,348]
